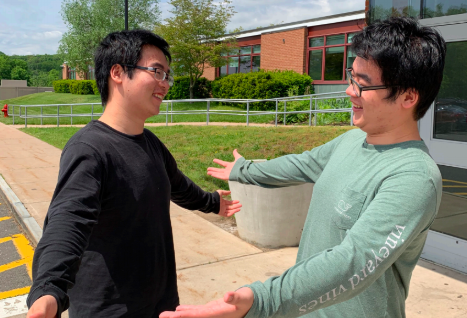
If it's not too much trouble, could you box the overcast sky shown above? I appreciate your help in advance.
[0,0,364,56]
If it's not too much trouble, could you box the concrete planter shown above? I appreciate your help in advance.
[228,173,313,248]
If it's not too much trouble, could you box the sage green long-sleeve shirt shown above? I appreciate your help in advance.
[229,129,442,318]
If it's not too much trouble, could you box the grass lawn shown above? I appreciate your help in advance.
[2,92,352,126]
[1,93,276,126]
[20,125,356,192]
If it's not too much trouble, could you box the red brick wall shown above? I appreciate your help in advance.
[203,65,217,81]
[62,64,68,79]
[260,27,308,74]
[62,63,87,80]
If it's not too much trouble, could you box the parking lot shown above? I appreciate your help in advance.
[0,194,34,317]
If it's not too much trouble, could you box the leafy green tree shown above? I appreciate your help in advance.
[48,69,61,85]
[10,66,31,82]
[30,72,50,87]
[0,54,14,80]
[59,0,161,75]
[155,0,237,99]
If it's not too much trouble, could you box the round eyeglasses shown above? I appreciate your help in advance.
[345,68,391,97]
[122,64,174,87]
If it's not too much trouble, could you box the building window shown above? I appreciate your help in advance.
[368,0,467,23]
[219,45,261,76]
[87,66,95,80]
[423,0,467,18]
[433,41,467,142]
[68,68,76,80]
[308,33,356,83]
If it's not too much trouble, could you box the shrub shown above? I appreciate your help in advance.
[68,80,95,95]
[212,70,313,110]
[315,97,351,125]
[277,86,311,124]
[53,80,76,93]
[166,76,212,100]
[91,80,99,95]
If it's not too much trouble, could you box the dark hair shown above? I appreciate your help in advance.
[94,30,171,105]
[350,17,446,120]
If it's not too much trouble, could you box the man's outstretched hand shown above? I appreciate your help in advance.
[26,295,58,318]
[217,190,242,217]
[207,150,243,181]
[160,287,254,318]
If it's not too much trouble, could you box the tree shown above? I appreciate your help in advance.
[155,0,237,99]
[59,0,161,75]
[0,55,14,80]
[11,66,31,82]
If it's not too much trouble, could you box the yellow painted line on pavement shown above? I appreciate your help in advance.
[0,236,12,244]
[454,193,467,196]
[0,258,31,274]
[0,286,30,300]
[443,185,467,188]
[0,217,11,222]
[443,179,467,185]
[0,234,34,279]
[11,234,34,279]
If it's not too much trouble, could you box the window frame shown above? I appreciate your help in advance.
[68,68,76,80]
[218,45,261,77]
[306,32,355,84]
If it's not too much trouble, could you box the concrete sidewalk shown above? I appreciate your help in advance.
[0,122,466,317]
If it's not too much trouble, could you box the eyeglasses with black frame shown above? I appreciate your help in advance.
[121,64,174,87]
[345,67,391,97]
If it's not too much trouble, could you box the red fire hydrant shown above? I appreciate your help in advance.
[1,104,8,117]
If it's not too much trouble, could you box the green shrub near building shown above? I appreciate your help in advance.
[53,80,99,95]
[211,70,313,110]
[165,76,212,100]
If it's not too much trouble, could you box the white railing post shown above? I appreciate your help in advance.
[71,105,73,125]
[246,101,250,126]
[207,100,210,125]
[41,106,43,125]
[91,104,94,120]
[12,105,15,125]
[275,99,278,127]
[309,95,312,126]
[283,101,287,126]
[171,101,173,123]
[166,102,168,126]
[314,99,317,126]
[57,106,59,127]
[25,106,27,128]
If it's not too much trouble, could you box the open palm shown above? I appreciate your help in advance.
[207,149,243,181]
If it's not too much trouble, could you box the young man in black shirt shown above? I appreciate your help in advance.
[26,30,241,318]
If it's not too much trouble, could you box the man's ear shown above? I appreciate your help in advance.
[109,64,125,84]
[401,88,419,110]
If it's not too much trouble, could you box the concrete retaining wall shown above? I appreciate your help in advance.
[0,87,54,101]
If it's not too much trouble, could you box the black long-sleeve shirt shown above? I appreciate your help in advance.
[27,120,220,317]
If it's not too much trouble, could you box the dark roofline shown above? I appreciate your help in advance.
[227,10,365,37]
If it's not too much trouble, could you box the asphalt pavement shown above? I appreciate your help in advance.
[0,191,33,317]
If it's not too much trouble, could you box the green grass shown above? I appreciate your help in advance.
[2,92,351,126]
[20,125,356,192]
[1,93,276,126]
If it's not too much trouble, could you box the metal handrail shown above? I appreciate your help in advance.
[8,91,352,128]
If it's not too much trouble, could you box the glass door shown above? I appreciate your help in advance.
[419,22,467,273]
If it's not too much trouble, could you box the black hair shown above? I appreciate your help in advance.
[94,29,171,105]
[350,17,446,120]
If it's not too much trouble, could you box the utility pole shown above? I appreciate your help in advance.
[125,0,128,30]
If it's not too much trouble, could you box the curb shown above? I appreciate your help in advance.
[0,175,42,246]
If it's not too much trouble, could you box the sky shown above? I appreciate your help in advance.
[0,0,364,56]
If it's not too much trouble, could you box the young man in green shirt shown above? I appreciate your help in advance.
[160,17,446,318]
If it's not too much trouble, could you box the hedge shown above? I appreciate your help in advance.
[165,76,211,100]
[211,70,313,110]
[53,80,99,95]
[53,80,75,93]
